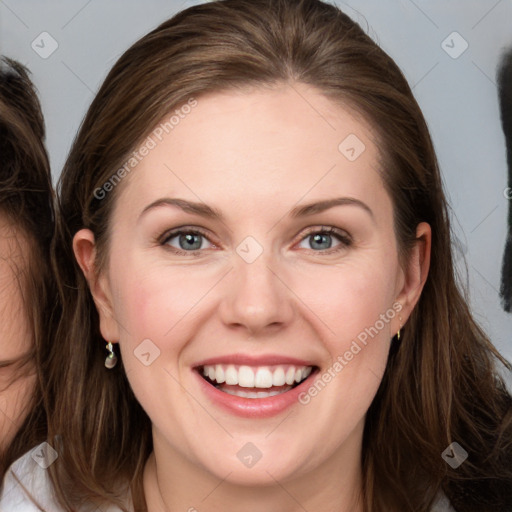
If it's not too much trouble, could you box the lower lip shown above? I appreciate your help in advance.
[194,369,317,418]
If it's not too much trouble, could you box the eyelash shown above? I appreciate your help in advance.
[159,225,352,257]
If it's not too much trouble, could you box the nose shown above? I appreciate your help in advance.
[218,245,295,336]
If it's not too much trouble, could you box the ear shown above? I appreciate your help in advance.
[72,228,120,342]
[393,222,431,331]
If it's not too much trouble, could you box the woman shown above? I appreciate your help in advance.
[0,58,55,477]
[2,0,511,510]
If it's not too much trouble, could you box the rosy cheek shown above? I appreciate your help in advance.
[116,270,196,342]
[301,262,392,330]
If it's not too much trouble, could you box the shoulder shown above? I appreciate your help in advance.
[431,489,456,512]
[0,442,125,512]
[0,442,63,511]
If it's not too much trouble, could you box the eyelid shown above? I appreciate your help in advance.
[299,225,352,243]
[159,226,213,245]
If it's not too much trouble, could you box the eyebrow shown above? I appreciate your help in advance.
[139,196,374,222]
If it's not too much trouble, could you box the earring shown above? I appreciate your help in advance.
[105,342,118,369]
[397,316,402,341]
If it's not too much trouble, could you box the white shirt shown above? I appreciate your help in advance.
[0,442,124,512]
[1,442,456,512]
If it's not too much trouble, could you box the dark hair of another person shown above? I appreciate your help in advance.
[0,57,56,478]
[498,47,512,313]
[49,1,512,511]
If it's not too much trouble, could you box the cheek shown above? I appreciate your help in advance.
[110,262,205,341]
[294,252,399,344]
[109,260,220,388]
[290,261,396,456]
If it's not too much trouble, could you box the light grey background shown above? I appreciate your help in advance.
[1,0,511,368]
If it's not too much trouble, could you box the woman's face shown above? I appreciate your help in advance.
[76,83,429,486]
[0,217,35,449]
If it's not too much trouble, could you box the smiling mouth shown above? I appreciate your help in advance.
[197,363,317,399]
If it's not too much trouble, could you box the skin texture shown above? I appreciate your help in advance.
[74,83,431,512]
[0,218,35,449]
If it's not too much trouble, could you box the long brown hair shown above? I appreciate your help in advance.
[49,1,512,510]
[0,57,56,477]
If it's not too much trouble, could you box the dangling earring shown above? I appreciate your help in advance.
[397,316,402,341]
[105,342,118,369]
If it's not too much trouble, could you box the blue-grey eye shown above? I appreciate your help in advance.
[309,232,334,250]
[163,230,212,252]
[297,228,350,252]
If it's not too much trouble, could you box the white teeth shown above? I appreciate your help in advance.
[272,367,286,386]
[238,366,255,387]
[254,367,273,388]
[200,363,314,389]
[285,367,296,385]
[222,387,293,398]
[215,364,225,384]
[225,365,238,385]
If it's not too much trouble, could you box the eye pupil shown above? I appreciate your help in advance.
[180,233,202,250]
[311,233,332,250]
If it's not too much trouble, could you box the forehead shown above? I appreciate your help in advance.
[112,83,388,222]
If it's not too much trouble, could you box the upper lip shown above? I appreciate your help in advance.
[193,354,316,368]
